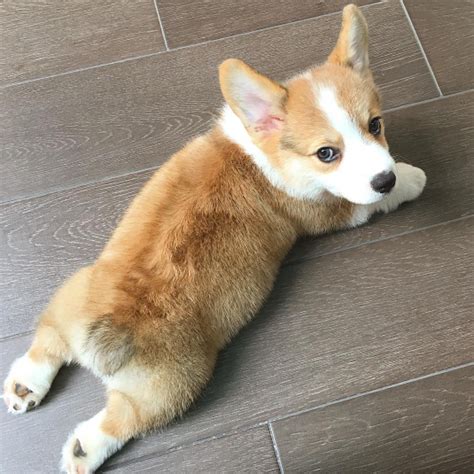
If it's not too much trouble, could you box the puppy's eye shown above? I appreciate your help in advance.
[369,117,382,136]
[316,147,340,163]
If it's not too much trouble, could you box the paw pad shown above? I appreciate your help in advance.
[3,380,42,414]
[14,383,32,398]
[73,439,87,458]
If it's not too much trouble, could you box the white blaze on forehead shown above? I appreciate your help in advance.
[313,85,395,204]
[220,79,395,205]
[317,86,364,145]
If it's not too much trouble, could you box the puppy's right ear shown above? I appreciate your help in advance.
[219,59,287,135]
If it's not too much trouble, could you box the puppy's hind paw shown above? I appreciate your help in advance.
[61,411,124,474]
[61,437,91,474]
[2,382,41,415]
[3,355,53,414]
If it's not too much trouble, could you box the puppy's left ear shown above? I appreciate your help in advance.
[219,59,287,134]
[328,4,369,74]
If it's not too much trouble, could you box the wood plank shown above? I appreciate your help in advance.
[271,366,474,473]
[156,0,377,49]
[106,427,278,473]
[0,0,439,203]
[0,219,472,472]
[0,0,165,87]
[404,0,474,95]
[1,92,471,338]
[0,335,276,474]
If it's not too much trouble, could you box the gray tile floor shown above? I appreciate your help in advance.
[1,0,473,472]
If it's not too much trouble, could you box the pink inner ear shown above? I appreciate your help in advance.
[244,92,283,133]
[254,114,284,133]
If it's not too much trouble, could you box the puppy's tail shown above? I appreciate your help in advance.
[84,315,135,376]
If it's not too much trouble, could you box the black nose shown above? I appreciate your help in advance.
[371,171,396,194]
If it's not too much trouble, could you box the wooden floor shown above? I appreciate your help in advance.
[1,0,473,472]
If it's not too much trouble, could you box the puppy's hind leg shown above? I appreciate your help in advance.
[3,320,71,414]
[61,356,216,473]
[3,266,92,414]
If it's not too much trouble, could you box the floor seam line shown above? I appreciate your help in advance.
[268,422,285,474]
[0,164,161,207]
[284,214,473,268]
[96,360,474,471]
[0,1,384,90]
[269,361,474,424]
[0,330,34,343]
[384,88,472,113]
[399,0,443,96]
[1,88,471,207]
[103,422,269,471]
[1,215,472,342]
[0,51,168,90]
[153,0,170,51]
[163,0,384,53]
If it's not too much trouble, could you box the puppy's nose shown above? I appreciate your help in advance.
[371,171,396,194]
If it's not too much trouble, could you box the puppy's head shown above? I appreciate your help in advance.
[219,4,396,205]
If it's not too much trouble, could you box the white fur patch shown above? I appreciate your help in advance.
[3,353,59,414]
[372,162,427,214]
[220,83,398,205]
[61,410,124,474]
[219,105,324,200]
[315,86,395,204]
[350,162,427,226]
[349,205,371,228]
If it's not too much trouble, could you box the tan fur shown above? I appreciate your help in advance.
[328,4,369,72]
[3,5,426,472]
[21,127,355,441]
[250,65,386,185]
[219,58,288,130]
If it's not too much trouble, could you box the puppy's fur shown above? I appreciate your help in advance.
[3,5,426,473]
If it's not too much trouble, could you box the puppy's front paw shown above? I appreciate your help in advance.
[395,162,427,202]
[3,355,51,414]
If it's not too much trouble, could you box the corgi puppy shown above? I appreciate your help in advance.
[3,5,426,473]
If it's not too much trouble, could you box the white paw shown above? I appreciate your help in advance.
[395,162,427,202]
[61,411,123,474]
[3,354,53,414]
[61,435,93,474]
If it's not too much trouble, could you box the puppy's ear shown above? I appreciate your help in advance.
[328,4,369,74]
[219,59,287,134]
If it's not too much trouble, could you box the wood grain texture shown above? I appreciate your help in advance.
[1,219,472,472]
[0,0,438,203]
[271,366,474,473]
[1,93,471,338]
[0,171,151,338]
[107,427,278,473]
[156,0,377,49]
[404,0,474,95]
[0,0,165,87]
